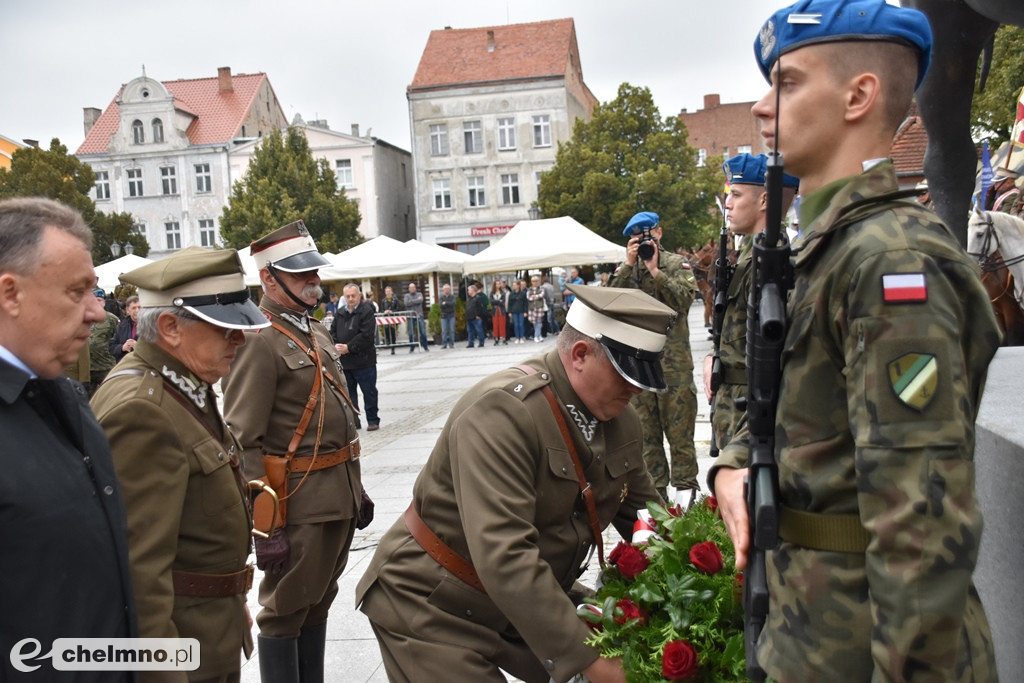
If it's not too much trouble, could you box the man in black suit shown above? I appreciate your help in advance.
[0,197,137,681]
[331,283,380,431]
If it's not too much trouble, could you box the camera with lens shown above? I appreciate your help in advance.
[636,229,657,262]
[622,211,661,263]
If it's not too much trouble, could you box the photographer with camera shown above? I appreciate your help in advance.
[610,211,700,506]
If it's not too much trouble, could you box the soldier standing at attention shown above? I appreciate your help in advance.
[610,211,699,506]
[710,1,1000,680]
[357,285,670,683]
[702,154,798,450]
[222,221,370,683]
[92,247,270,682]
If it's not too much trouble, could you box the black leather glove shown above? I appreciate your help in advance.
[254,529,290,574]
[356,489,375,530]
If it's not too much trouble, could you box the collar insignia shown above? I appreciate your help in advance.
[279,310,310,333]
[161,365,209,409]
[566,404,598,442]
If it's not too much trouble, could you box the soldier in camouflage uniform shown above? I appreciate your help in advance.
[611,211,698,505]
[702,154,798,451]
[709,1,1000,680]
[88,287,120,393]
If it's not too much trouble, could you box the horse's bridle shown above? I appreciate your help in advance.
[968,211,1024,275]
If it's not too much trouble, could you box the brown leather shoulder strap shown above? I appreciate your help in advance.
[515,364,605,568]
[268,319,323,460]
[404,504,486,593]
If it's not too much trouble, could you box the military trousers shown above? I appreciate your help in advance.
[634,377,698,490]
[256,518,355,638]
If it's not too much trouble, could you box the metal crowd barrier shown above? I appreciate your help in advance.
[374,310,424,349]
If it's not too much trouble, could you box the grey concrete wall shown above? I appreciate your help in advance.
[974,346,1024,680]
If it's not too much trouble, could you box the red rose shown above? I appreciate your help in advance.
[706,496,719,513]
[689,540,724,575]
[662,640,699,680]
[609,542,649,579]
[614,598,647,626]
[667,503,684,518]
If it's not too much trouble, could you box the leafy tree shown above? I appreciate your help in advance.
[538,84,722,251]
[220,128,362,253]
[971,25,1024,146]
[0,138,150,264]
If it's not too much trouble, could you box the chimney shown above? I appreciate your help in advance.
[487,30,495,52]
[351,124,360,137]
[703,94,721,110]
[218,66,233,94]
[83,107,102,137]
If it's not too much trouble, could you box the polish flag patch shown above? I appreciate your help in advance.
[882,273,928,303]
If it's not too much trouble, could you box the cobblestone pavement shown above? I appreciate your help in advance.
[239,301,716,682]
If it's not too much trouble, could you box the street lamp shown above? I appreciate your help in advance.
[124,242,134,256]
[527,205,542,221]
[110,242,122,258]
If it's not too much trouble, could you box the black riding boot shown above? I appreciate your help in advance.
[297,622,327,683]
[258,635,299,683]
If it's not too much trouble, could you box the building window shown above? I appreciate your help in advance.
[467,176,486,207]
[132,119,144,144]
[697,149,707,167]
[194,163,211,193]
[152,118,164,143]
[198,219,216,247]
[501,173,520,205]
[336,159,354,189]
[429,124,449,156]
[94,171,110,200]
[432,179,452,210]
[498,117,516,150]
[532,115,551,147]
[132,222,146,236]
[463,121,483,154]
[738,144,752,154]
[126,168,144,197]
[165,222,181,250]
[160,166,177,195]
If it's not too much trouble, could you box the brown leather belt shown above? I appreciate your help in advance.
[404,504,486,593]
[289,442,360,473]
[172,564,253,598]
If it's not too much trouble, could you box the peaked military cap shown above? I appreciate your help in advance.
[565,284,676,393]
[755,0,933,89]
[723,153,800,189]
[120,246,269,330]
[622,211,660,237]
[250,219,331,273]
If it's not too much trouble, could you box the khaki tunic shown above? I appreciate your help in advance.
[712,161,1000,681]
[356,350,659,683]
[91,341,253,681]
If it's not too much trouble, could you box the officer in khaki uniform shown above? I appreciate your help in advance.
[702,154,798,450]
[92,247,270,682]
[357,285,671,683]
[222,221,366,683]
[710,1,1000,680]
[610,212,699,506]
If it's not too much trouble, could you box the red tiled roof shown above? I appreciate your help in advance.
[409,18,578,91]
[76,72,270,155]
[891,115,927,177]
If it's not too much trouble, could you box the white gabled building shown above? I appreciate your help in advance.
[76,67,289,258]
[407,18,597,254]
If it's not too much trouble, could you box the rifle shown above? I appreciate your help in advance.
[708,201,733,459]
[742,122,792,679]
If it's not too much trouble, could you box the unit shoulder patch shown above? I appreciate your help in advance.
[887,352,938,411]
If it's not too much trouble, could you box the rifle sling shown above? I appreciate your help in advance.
[778,505,870,554]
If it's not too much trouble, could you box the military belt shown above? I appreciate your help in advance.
[721,367,747,386]
[287,442,360,473]
[173,564,254,597]
[404,504,487,593]
[778,506,870,554]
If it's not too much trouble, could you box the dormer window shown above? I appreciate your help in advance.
[152,118,164,143]
[132,119,144,144]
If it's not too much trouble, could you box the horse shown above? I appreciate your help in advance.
[966,209,1024,344]
[903,0,1024,246]
[689,241,716,330]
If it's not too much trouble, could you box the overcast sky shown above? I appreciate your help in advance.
[3,0,773,154]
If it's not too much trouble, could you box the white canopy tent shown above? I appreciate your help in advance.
[463,216,626,274]
[328,235,467,278]
[94,254,154,291]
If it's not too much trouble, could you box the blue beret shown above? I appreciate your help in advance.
[623,211,660,237]
[754,0,933,89]
[723,153,800,189]
[93,287,105,297]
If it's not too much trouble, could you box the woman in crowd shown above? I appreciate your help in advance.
[489,280,509,346]
[525,275,547,343]
[507,279,527,344]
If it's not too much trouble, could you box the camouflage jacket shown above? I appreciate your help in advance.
[711,237,753,449]
[712,160,1000,681]
[89,311,120,373]
[610,249,697,379]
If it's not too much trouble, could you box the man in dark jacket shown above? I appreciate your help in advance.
[0,197,137,682]
[331,283,380,431]
[109,295,141,360]
[464,283,487,348]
